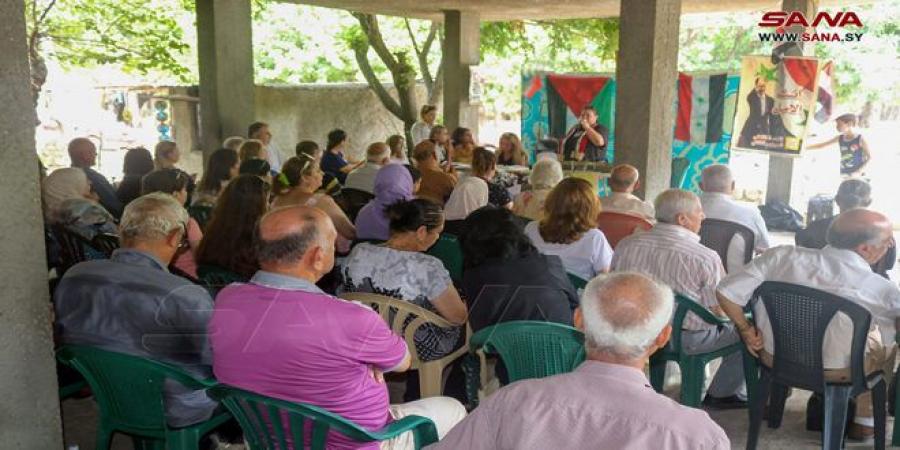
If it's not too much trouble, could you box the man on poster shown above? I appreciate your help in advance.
[737,77,778,148]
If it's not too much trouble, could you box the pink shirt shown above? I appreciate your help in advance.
[209,271,408,449]
[428,361,729,450]
[172,217,202,278]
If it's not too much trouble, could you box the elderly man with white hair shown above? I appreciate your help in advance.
[429,272,729,449]
[612,189,746,408]
[54,193,218,428]
[344,141,392,194]
[699,164,771,272]
[599,163,655,221]
[718,208,900,441]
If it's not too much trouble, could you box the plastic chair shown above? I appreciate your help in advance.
[91,233,120,257]
[649,293,744,407]
[187,204,214,231]
[595,212,653,249]
[56,345,231,450]
[465,321,585,407]
[699,218,756,272]
[745,282,886,450]
[208,385,438,450]
[426,234,463,282]
[567,273,588,290]
[197,264,247,295]
[334,188,374,222]
[339,292,467,399]
[671,157,690,189]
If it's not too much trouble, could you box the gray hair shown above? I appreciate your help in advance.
[654,189,699,224]
[580,272,674,359]
[826,216,883,249]
[119,192,188,243]
[528,159,564,190]
[254,209,325,265]
[700,164,733,193]
[834,179,872,211]
[223,136,245,151]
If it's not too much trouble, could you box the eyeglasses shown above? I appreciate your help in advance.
[177,222,190,249]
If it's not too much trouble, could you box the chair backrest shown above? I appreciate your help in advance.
[188,204,214,231]
[567,272,588,290]
[667,293,728,354]
[334,188,374,222]
[340,292,454,370]
[670,157,690,189]
[752,281,872,394]
[596,212,653,249]
[699,218,755,270]
[470,321,585,383]
[91,233,120,257]
[208,385,437,450]
[197,264,247,294]
[426,234,463,282]
[56,345,207,438]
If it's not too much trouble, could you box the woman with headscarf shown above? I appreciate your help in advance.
[442,173,489,236]
[43,168,118,239]
[354,164,414,241]
[512,158,564,221]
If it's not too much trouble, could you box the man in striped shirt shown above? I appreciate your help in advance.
[612,189,746,408]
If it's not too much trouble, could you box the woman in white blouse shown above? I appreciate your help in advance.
[410,104,437,147]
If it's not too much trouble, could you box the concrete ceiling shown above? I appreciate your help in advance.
[281,0,861,21]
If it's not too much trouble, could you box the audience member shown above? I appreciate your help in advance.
[321,129,363,184]
[512,158,563,221]
[431,272,729,449]
[116,146,155,206]
[238,158,272,185]
[296,140,341,195]
[497,132,528,166]
[43,167,117,242]
[472,147,512,209]
[406,164,422,194]
[796,179,869,250]
[429,125,451,163]
[718,209,899,440]
[68,137,123,218]
[55,193,217,427]
[461,206,578,332]
[342,199,467,362]
[196,175,270,280]
[193,148,240,209]
[451,127,476,163]
[345,142,390,194]
[443,175,489,236]
[612,189,744,408]
[210,206,466,449]
[248,121,284,172]
[413,140,457,205]
[354,164,415,241]
[154,141,196,203]
[222,136,244,151]
[238,139,268,163]
[411,104,438,146]
[599,164,655,221]
[387,134,407,164]
[142,168,203,278]
[524,178,613,280]
[699,164,771,271]
[272,155,356,246]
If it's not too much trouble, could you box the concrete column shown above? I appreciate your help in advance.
[197,0,256,159]
[0,1,63,447]
[766,0,818,204]
[442,10,480,137]
[614,0,682,200]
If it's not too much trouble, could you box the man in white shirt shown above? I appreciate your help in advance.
[344,142,390,194]
[699,164,771,272]
[599,164,655,221]
[248,122,284,172]
[717,209,899,440]
[612,189,745,408]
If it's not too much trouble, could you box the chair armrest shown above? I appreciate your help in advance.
[368,414,438,441]
[675,295,731,326]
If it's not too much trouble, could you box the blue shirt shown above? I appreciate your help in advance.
[82,167,123,218]
[54,248,216,427]
[321,150,349,184]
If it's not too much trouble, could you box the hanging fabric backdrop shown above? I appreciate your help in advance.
[522,71,740,192]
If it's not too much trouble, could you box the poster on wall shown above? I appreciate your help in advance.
[731,55,820,156]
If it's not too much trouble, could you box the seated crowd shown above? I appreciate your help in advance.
[46,111,899,449]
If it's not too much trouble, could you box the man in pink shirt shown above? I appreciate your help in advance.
[428,272,729,450]
[209,206,465,450]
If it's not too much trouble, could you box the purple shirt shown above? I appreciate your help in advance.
[209,271,408,450]
[428,361,729,450]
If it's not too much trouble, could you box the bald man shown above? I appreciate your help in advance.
[68,137,123,218]
[209,206,465,449]
[432,272,729,450]
[717,209,899,440]
[599,164,655,221]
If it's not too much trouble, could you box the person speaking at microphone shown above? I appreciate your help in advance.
[562,106,609,163]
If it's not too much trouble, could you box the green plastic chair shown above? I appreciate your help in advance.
[670,157,690,189]
[567,273,588,290]
[464,321,586,407]
[208,385,438,449]
[59,379,87,400]
[197,264,247,295]
[56,345,231,450]
[426,234,463,282]
[648,294,744,407]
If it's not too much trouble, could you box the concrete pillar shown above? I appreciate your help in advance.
[442,10,480,138]
[614,0,682,200]
[196,0,256,159]
[0,1,63,447]
[766,0,818,204]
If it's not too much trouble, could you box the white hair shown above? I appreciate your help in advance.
[654,189,699,224]
[366,143,391,163]
[700,164,733,193]
[528,159,564,190]
[222,136,245,151]
[119,192,188,243]
[580,272,674,359]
